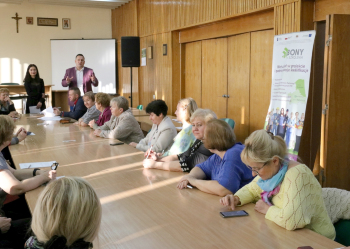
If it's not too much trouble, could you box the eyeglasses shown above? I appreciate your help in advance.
[246,161,269,175]
[51,162,59,170]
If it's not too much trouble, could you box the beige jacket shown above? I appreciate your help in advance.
[136,116,177,152]
[97,109,144,144]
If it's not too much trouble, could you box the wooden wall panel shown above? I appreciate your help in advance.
[201,38,227,119]
[249,30,274,133]
[315,0,350,21]
[227,33,250,143]
[275,1,300,35]
[184,41,202,107]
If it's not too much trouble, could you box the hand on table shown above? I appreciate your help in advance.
[53,108,61,116]
[143,159,156,169]
[93,129,102,136]
[36,102,42,109]
[16,128,27,142]
[177,175,196,189]
[254,200,270,214]
[129,142,138,148]
[66,76,73,84]
[88,119,95,128]
[37,169,57,181]
[220,194,240,210]
[8,111,18,118]
[0,217,11,234]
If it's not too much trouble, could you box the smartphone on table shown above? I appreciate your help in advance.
[220,210,249,218]
[110,142,124,146]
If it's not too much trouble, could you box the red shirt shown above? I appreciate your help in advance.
[96,106,112,126]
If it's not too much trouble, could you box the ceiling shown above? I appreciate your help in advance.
[0,0,132,9]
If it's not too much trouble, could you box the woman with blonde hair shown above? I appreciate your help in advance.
[143,109,215,172]
[159,98,198,157]
[25,177,102,249]
[177,119,253,196]
[0,88,18,117]
[220,130,335,239]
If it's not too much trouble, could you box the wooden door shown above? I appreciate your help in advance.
[201,38,228,118]
[249,30,274,133]
[321,14,350,190]
[185,41,202,107]
[227,33,250,143]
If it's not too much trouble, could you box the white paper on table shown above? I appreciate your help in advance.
[19,161,57,169]
[38,116,62,121]
[27,132,35,136]
[176,127,183,130]
[56,176,65,180]
[29,106,41,114]
[172,119,182,123]
[41,107,56,117]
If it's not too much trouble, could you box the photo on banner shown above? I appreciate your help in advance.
[264,31,316,160]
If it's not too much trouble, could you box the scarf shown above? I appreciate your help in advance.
[257,158,289,206]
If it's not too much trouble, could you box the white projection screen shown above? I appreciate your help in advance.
[51,39,116,93]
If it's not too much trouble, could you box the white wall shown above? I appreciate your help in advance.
[0,0,112,85]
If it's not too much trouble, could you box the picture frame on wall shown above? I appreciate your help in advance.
[26,17,33,25]
[62,18,71,29]
[37,18,58,26]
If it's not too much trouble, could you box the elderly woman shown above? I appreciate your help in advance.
[25,177,101,249]
[161,98,198,157]
[177,119,254,196]
[23,64,46,113]
[89,92,112,129]
[220,130,335,239]
[0,116,56,247]
[93,96,144,144]
[0,88,18,118]
[74,91,100,127]
[143,109,215,172]
[129,100,177,153]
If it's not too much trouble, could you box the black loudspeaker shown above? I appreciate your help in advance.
[121,36,140,67]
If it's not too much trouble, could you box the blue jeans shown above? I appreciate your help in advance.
[285,129,292,148]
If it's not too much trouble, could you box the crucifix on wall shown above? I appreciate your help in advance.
[12,13,22,33]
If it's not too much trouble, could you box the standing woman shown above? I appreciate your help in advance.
[23,64,46,114]
[276,108,285,137]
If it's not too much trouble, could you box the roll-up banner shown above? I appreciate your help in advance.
[264,31,316,160]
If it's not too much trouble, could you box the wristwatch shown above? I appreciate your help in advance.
[33,168,41,177]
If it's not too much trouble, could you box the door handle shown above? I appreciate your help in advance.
[222,94,227,98]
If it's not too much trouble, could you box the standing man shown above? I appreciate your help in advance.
[62,54,98,110]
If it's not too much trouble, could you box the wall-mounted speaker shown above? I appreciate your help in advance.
[121,36,140,67]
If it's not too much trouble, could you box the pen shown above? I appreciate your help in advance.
[186,185,193,189]
[28,164,32,168]
[161,150,164,155]
[146,145,153,159]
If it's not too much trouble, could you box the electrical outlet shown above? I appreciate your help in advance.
[153,95,156,99]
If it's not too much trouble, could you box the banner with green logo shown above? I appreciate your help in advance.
[264,31,316,160]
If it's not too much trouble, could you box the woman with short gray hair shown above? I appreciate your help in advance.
[93,96,144,144]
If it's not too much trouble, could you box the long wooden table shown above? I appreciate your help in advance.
[9,116,343,249]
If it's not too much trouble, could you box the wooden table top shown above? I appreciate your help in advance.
[10,116,343,249]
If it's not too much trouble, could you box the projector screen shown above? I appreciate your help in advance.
[51,39,116,93]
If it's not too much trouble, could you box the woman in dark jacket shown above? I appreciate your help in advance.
[23,64,46,113]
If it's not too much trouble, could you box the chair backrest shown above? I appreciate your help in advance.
[137,105,143,110]
[1,83,19,85]
[334,219,350,246]
[220,118,235,129]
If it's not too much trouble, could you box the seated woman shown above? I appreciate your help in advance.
[129,100,177,153]
[143,109,216,172]
[25,177,101,249]
[94,96,144,144]
[0,88,18,118]
[220,130,335,239]
[177,119,254,196]
[0,116,56,248]
[161,98,198,157]
[23,64,46,113]
[88,92,112,129]
[74,91,100,127]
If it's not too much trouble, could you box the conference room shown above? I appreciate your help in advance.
[0,0,350,248]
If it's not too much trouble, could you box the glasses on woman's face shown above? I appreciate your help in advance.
[246,161,269,175]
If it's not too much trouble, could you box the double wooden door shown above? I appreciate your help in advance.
[184,30,273,143]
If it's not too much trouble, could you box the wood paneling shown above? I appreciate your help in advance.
[323,14,350,190]
[274,1,300,35]
[227,33,250,143]
[184,41,202,107]
[179,9,274,43]
[172,31,183,113]
[315,0,350,21]
[249,30,274,133]
[201,38,227,119]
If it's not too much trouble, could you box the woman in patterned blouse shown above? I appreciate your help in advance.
[143,109,216,172]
